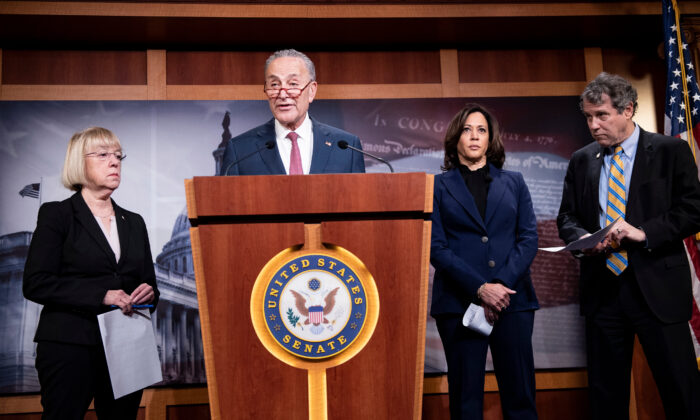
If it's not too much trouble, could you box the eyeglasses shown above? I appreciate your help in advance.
[263,80,313,99]
[85,152,126,161]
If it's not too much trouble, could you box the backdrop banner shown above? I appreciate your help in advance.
[0,98,590,392]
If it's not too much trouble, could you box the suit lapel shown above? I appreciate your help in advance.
[71,193,118,267]
[484,164,505,226]
[256,119,286,174]
[442,169,486,232]
[586,145,604,227]
[627,129,653,220]
[309,118,333,174]
[113,201,129,266]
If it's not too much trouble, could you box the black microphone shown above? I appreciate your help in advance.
[223,141,275,175]
[337,140,394,173]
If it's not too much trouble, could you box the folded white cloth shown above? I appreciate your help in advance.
[462,303,493,336]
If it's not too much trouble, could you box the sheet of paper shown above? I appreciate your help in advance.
[462,303,493,336]
[97,308,163,399]
[539,219,619,253]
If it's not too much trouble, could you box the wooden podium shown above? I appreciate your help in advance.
[185,173,433,420]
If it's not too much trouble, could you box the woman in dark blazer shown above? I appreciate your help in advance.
[23,127,159,420]
[430,104,539,420]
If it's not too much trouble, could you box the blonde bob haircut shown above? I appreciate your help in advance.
[61,127,122,191]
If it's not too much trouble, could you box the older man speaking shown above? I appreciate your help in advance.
[220,49,365,176]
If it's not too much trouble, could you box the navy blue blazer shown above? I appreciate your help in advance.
[23,192,159,346]
[219,117,366,175]
[430,164,539,317]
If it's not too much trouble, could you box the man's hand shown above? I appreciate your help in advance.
[580,233,611,255]
[608,219,646,243]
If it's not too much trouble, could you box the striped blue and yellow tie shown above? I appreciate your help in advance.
[606,146,628,275]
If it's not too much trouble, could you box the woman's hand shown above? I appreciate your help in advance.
[103,289,133,314]
[130,283,155,305]
[484,305,499,325]
[480,283,516,312]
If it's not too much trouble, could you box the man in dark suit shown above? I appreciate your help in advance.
[557,72,700,419]
[219,49,365,176]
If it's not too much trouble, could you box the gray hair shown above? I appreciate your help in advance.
[264,49,316,81]
[580,72,638,116]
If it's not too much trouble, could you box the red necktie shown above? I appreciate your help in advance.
[287,131,303,175]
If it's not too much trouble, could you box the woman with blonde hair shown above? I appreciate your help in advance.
[24,127,159,420]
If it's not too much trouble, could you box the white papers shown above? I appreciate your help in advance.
[539,220,619,253]
[462,303,493,336]
[97,309,163,399]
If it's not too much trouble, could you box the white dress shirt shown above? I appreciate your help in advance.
[274,114,314,175]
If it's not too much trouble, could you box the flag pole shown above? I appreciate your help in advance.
[671,0,700,240]
[672,0,699,162]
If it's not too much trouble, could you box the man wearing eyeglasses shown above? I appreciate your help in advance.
[219,49,366,176]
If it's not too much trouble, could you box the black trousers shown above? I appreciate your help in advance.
[585,268,700,420]
[35,340,142,420]
[436,310,538,420]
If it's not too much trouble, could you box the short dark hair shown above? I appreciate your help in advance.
[442,103,505,171]
[580,72,638,116]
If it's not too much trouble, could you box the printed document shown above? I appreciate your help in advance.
[98,308,163,399]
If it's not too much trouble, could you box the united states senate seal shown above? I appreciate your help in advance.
[264,254,366,359]
[251,244,379,366]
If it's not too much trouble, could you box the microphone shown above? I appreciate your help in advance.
[337,140,394,173]
[223,141,275,175]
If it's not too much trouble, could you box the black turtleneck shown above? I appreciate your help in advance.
[458,163,490,220]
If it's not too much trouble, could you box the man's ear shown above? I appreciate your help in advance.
[623,102,635,119]
[307,81,318,103]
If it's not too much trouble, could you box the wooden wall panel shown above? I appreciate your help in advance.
[422,389,590,420]
[1,50,147,85]
[166,404,211,419]
[167,51,442,86]
[167,51,267,85]
[458,49,587,83]
[0,408,145,420]
[422,394,450,419]
[601,47,667,132]
[147,49,166,99]
[309,51,442,84]
[0,0,660,4]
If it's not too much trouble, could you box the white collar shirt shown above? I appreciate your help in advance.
[275,115,314,175]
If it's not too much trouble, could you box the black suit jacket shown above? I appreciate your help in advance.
[23,192,159,346]
[557,128,700,323]
[219,117,366,175]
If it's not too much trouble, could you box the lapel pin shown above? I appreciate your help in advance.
[121,215,125,220]
[595,152,601,159]
[325,141,332,147]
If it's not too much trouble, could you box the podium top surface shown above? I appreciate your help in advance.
[186,172,433,223]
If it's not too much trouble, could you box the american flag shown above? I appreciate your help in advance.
[663,0,700,369]
[18,183,40,199]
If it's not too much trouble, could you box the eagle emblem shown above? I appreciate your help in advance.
[260,252,371,359]
[290,280,339,335]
